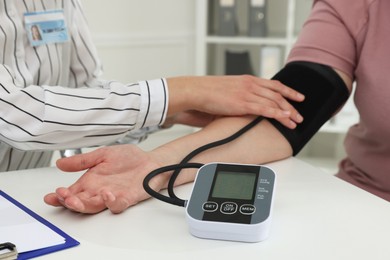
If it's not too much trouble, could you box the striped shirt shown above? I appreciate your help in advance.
[0,0,168,171]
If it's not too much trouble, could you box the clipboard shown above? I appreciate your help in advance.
[0,190,79,259]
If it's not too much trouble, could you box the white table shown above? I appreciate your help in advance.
[1,158,389,260]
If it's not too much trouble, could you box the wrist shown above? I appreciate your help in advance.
[149,146,180,188]
[150,144,199,187]
[160,115,175,129]
[166,77,202,115]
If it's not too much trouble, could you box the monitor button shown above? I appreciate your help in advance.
[202,201,218,212]
[240,204,256,215]
[220,202,238,214]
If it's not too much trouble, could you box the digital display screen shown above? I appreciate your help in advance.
[211,171,257,200]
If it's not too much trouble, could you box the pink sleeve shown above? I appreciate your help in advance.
[287,0,366,79]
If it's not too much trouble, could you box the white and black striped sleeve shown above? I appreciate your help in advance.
[0,71,168,150]
[0,0,169,151]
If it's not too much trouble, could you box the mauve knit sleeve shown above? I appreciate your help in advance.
[287,0,363,79]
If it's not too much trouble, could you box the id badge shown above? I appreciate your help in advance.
[24,10,69,46]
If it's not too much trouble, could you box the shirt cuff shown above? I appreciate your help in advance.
[136,78,169,129]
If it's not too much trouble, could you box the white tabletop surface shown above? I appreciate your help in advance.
[1,157,390,260]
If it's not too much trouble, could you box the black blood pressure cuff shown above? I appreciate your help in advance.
[268,61,350,155]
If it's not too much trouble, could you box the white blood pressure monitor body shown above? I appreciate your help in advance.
[185,162,276,243]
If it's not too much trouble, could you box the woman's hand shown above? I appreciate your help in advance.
[44,145,166,214]
[167,75,304,129]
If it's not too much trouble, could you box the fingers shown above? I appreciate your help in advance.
[56,148,103,172]
[44,182,103,213]
[44,192,63,207]
[43,187,76,207]
[45,188,107,214]
[275,116,298,129]
[43,175,135,214]
[243,91,303,128]
[246,78,305,126]
[102,191,130,214]
[261,79,305,101]
[44,189,132,214]
[252,105,299,129]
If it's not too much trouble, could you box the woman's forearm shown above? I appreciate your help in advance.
[152,116,293,186]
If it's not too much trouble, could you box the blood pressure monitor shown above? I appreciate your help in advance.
[185,162,276,243]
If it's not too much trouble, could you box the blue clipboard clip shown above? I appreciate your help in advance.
[0,242,18,260]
